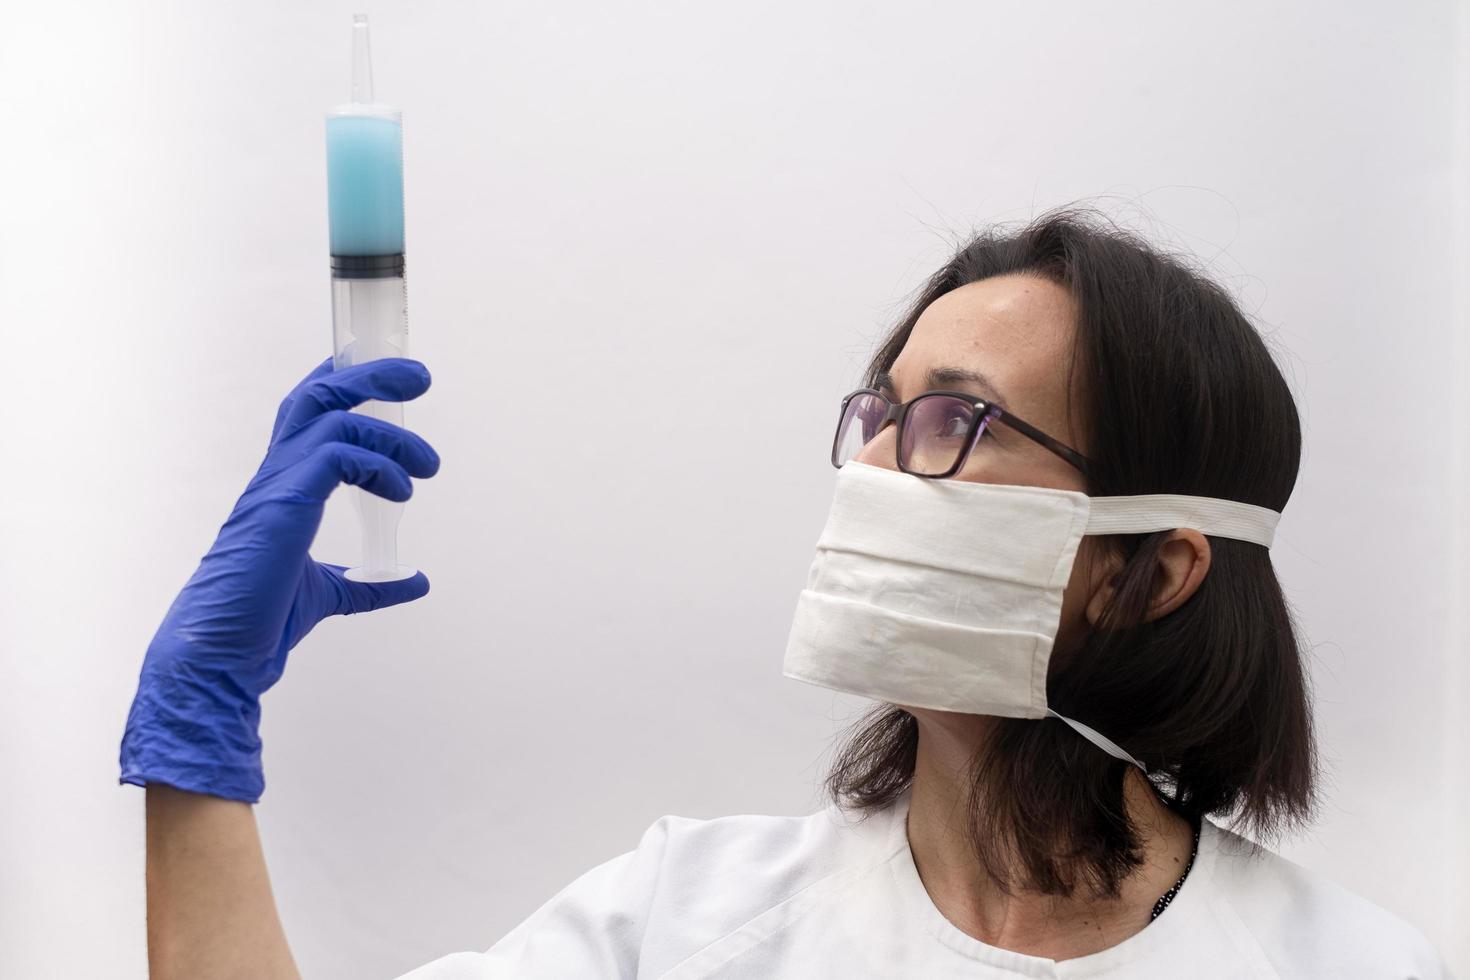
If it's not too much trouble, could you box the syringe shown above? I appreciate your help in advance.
[326,14,415,582]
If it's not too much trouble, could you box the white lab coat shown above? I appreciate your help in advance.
[397,787,1449,979]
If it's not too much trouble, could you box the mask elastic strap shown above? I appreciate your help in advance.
[1084,493,1281,547]
[1046,709,1148,774]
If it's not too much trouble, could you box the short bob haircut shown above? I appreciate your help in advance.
[825,204,1317,900]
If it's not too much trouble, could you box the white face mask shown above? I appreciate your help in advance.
[782,460,1281,772]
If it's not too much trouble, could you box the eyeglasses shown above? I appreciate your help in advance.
[831,387,1092,479]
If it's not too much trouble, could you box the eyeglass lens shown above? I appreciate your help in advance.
[834,391,988,476]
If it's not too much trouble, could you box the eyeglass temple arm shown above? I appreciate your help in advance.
[989,408,1093,474]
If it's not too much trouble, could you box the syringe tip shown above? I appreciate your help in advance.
[350,14,373,104]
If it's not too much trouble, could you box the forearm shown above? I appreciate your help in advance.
[145,784,300,980]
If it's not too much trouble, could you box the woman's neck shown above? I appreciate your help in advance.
[904,710,1195,961]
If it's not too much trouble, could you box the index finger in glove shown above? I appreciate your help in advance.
[275,358,432,443]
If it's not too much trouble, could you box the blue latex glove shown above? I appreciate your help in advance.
[119,356,440,802]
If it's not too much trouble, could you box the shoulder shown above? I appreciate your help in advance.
[630,798,901,949]
[1202,821,1449,978]
[394,798,902,979]
[638,796,890,885]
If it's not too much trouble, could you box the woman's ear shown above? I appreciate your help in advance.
[1144,529,1212,621]
[1084,529,1212,627]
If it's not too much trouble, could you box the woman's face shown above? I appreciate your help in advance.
[852,273,1113,734]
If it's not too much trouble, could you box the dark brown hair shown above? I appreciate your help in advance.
[825,204,1317,899]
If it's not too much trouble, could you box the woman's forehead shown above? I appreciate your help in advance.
[891,275,1079,430]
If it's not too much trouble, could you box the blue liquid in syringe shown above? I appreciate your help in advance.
[326,115,404,257]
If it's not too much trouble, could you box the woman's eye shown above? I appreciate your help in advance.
[937,413,970,439]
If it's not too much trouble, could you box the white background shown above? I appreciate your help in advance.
[2,1,1467,977]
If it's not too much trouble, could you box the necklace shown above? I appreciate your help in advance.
[1148,817,1201,921]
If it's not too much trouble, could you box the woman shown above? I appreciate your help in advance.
[121,207,1448,978]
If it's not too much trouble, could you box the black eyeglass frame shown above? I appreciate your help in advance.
[831,387,1093,479]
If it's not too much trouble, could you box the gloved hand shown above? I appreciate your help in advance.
[119,356,440,803]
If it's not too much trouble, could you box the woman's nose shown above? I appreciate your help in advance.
[852,423,901,471]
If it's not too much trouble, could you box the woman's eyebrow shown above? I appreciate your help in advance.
[874,366,1008,406]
